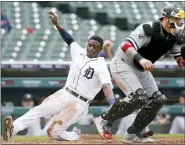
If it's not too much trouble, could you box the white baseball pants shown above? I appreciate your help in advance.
[12,89,89,140]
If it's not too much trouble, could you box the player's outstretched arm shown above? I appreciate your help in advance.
[48,11,74,47]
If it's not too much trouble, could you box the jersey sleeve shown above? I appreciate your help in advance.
[125,23,151,51]
[70,42,85,60]
[98,58,114,89]
[170,42,182,57]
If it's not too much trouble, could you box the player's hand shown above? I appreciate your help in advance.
[48,11,59,26]
[139,58,154,71]
[103,40,113,49]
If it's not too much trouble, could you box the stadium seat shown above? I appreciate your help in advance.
[2,1,181,61]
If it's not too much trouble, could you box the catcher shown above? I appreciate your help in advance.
[94,3,185,143]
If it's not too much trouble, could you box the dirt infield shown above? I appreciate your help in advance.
[2,134,185,144]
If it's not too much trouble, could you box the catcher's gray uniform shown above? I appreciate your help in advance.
[99,5,185,142]
[110,21,182,97]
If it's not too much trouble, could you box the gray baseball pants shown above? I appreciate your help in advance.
[110,58,158,97]
[110,58,159,135]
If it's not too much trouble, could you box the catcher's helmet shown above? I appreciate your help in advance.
[161,4,185,19]
[160,4,185,37]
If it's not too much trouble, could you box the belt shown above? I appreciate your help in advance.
[66,87,89,103]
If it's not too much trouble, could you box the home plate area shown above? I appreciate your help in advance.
[1,134,185,144]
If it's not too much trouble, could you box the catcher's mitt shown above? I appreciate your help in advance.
[181,45,185,60]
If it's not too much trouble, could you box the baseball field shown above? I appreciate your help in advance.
[1,134,185,144]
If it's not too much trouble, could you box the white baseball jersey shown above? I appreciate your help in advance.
[64,42,113,100]
[12,41,113,141]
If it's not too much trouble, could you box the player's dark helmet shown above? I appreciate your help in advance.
[161,4,185,19]
[160,4,185,37]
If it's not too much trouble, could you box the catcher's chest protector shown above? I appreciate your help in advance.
[138,20,178,63]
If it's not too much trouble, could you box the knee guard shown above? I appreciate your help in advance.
[151,91,167,109]
[127,91,167,134]
[101,88,148,123]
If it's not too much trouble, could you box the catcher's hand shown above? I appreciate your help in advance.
[48,11,59,26]
[181,45,185,60]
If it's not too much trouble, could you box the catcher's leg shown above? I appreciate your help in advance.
[3,91,64,141]
[127,91,167,134]
[123,71,160,143]
[93,88,148,139]
[101,60,148,123]
[128,72,160,133]
[93,60,150,139]
[47,99,88,141]
[116,111,150,135]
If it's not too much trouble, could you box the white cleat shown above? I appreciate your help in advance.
[72,127,81,136]
[146,137,155,142]
[56,127,81,141]
[123,130,154,144]
[93,117,108,139]
[123,137,154,144]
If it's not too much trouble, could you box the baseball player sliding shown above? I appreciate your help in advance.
[3,11,115,141]
[94,3,185,143]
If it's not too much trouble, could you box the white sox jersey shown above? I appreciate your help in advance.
[64,42,113,100]
[114,21,183,64]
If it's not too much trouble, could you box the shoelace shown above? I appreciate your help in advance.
[100,120,107,126]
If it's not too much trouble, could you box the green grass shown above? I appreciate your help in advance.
[151,134,184,138]
[9,135,50,142]
[8,134,184,142]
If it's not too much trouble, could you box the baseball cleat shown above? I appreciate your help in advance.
[93,117,112,140]
[72,127,81,136]
[123,130,154,144]
[3,116,14,141]
[56,127,81,141]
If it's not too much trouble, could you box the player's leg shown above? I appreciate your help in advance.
[3,90,65,141]
[40,115,55,136]
[94,61,154,142]
[116,111,150,135]
[47,97,89,141]
[127,72,166,135]
[122,72,166,143]
[100,60,148,123]
[94,60,149,138]
[116,112,138,135]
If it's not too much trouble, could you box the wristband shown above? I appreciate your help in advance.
[133,53,143,62]
[108,98,115,105]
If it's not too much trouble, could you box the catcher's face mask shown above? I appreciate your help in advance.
[168,8,185,37]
